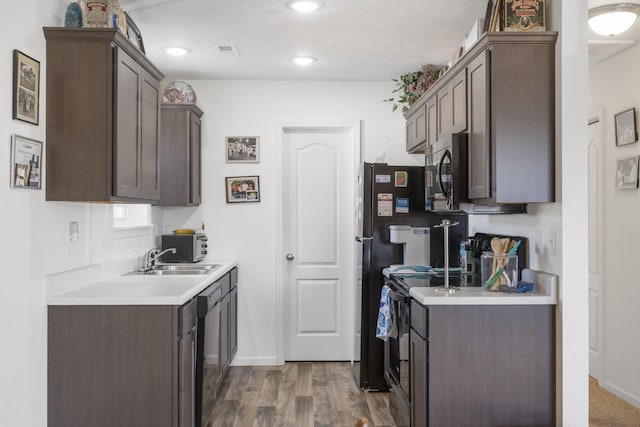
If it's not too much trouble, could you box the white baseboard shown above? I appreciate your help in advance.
[602,379,640,409]
[231,356,281,366]
[589,349,602,380]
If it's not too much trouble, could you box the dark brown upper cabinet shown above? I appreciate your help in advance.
[467,51,491,199]
[43,28,164,203]
[406,67,468,155]
[406,104,426,153]
[404,32,557,204]
[426,95,438,149]
[158,104,203,206]
[476,33,557,204]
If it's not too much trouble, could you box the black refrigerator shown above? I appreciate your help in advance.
[356,163,467,391]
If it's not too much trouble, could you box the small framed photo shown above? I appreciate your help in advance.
[226,176,260,203]
[226,136,259,163]
[615,156,638,189]
[395,171,408,187]
[12,50,40,125]
[10,134,43,189]
[615,108,637,146]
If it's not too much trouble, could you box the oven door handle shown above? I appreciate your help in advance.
[388,288,410,304]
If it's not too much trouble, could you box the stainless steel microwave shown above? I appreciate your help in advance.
[425,133,468,212]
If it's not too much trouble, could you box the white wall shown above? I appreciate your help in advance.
[163,80,421,364]
[0,2,160,425]
[469,204,562,273]
[589,41,640,407]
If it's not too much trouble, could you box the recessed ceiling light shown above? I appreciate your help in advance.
[291,56,316,66]
[287,0,322,13]
[166,47,189,57]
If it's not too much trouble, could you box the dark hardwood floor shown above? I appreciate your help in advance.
[206,362,395,427]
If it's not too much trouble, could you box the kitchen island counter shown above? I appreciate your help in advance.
[407,268,557,426]
[408,268,557,305]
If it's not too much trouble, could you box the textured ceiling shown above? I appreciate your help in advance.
[123,0,640,80]
[124,0,488,80]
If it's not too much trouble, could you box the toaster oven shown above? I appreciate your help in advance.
[160,233,208,262]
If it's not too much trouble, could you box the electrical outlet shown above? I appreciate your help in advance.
[69,221,79,242]
[68,221,80,254]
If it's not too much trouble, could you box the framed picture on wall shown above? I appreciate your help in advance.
[615,156,638,189]
[614,108,637,146]
[225,176,260,203]
[12,50,40,125]
[226,136,260,163]
[10,134,43,189]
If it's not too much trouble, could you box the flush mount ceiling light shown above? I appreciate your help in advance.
[291,56,316,66]
[166,47,189,56]
[287,0,323,13]
[588,3,640,36]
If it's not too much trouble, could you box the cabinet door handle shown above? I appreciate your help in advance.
[286,253,295,261]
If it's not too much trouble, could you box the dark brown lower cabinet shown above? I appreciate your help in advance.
[220,292,230,376]
[179,300,197,427]
[216,275,238,379]
[410,329,428,427]
[48,301,196,427]
[229,284,238,361]
[410,301,555,426]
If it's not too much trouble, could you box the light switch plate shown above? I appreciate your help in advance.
[547,230,556,256]
[535,230,542,254]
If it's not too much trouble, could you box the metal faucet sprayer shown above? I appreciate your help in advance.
[139,247,177,272]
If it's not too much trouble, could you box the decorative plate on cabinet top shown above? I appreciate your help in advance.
[163,81,196,104]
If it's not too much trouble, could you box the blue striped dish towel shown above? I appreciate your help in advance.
[375,285,397,341]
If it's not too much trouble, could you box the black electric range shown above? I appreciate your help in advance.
[388,271,472,292]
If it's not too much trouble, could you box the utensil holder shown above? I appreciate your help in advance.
[481,251,518,291]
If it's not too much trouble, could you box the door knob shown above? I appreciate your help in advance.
[286,253,295,261]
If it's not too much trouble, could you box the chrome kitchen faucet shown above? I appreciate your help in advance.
[139,247,177,272]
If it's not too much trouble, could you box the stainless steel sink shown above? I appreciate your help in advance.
[125,263,221,276]
[143,269,211,275]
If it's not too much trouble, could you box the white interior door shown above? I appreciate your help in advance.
[282,126,356,361]
[588,115,604,380]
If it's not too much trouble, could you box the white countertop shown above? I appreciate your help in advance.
[409,268,558,306]
[47,259,238,306]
